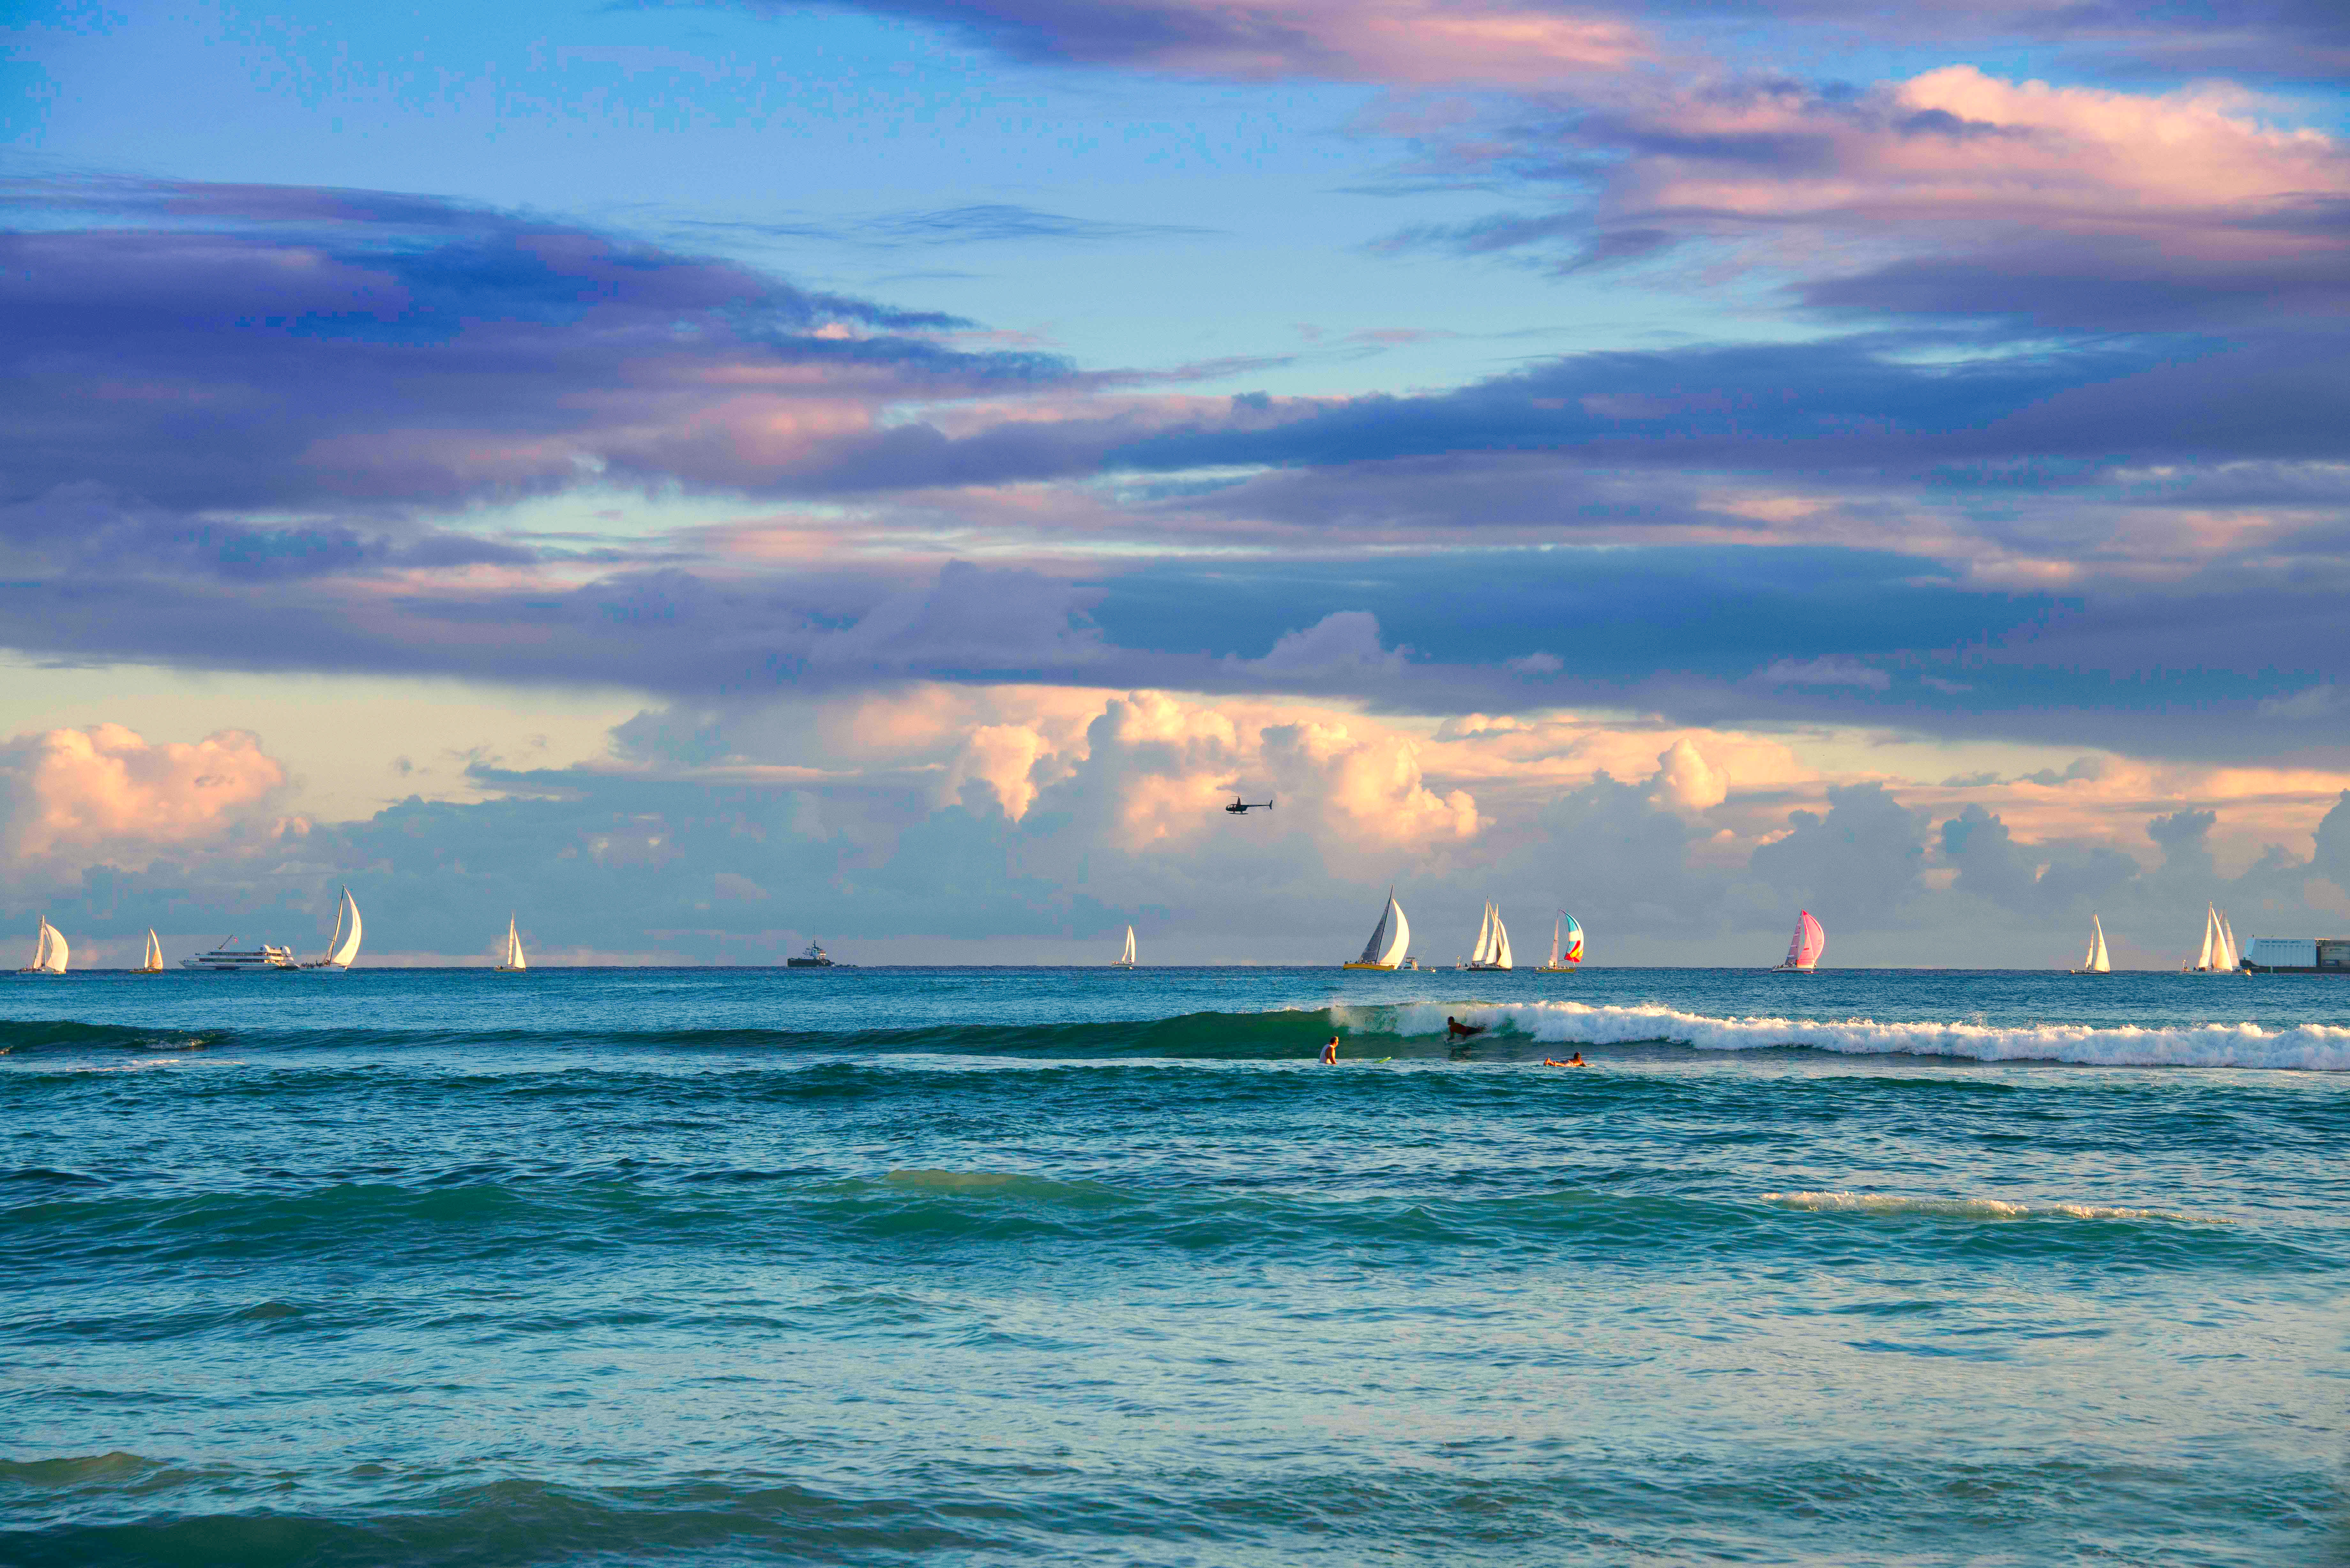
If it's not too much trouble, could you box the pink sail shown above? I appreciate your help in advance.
[1781,911,1825,971]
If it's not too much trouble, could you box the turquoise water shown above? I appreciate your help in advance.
[4,966,2347,1564]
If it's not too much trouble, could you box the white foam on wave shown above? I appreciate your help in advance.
[1762,1190,2217,1224]
[1350,1000,2350,1071]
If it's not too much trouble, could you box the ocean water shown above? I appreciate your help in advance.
[4,965,2347,1566]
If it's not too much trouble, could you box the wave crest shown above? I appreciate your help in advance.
[1762,1191,2216,1224]
[1357,1001,2350,1071]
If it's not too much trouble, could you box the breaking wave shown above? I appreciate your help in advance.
[1358,1000,2350,1071]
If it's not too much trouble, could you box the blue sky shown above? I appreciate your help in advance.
[4,0,2350,964]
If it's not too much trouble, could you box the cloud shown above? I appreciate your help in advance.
[1383,65,2350,332]
[2259,684,2338,720]
[1760,656,1890,690]
[0,724,291,865]
[689,204,1219,248]
[5,177,2350,760]
[1232,610,1410,681]
[778,0,2350,89]
[765,0,1647,84]
[8,684,2350,964]
[1646,738,1728,813]
[0,177,1058,519]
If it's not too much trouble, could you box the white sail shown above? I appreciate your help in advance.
[1468,901,1495,965]
[325,886,362,968]
[24,917,68,973]
[142,929,162,971]
[2195,906,2216,971]
[1117,925,1136,966]
[501,915,527,971]
[2217,912,2239,971]
[1546,914,1561,968]
[1492,907,1512,970]
[1355,888,1411,967]
[1356,890,1409,968]
[2088,914,2109,973]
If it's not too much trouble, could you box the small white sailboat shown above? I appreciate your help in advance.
[1343,888,1411,970]
[2070,914,2111,974]
[495,914,527,972]
[1772,910,1825,972]
[2183,904,2242,973]
[17,917,68,975]
[299,886,362,971]
[1459,901,1513,970]
[1536,910,1582,972]
[134,929,165,975]
[1111,924,1136,968]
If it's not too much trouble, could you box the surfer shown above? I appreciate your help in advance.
[1446,1016,1486,1039]
[1320,1036,1339,1064]
[1542,1052,1587,1067]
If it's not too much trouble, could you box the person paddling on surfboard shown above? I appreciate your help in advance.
[1446,1016,1485,1039]
[1542,1052,1586,1067]
[1320,1036,1339,1064]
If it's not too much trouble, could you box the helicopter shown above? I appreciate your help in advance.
[1223,794,1275,814]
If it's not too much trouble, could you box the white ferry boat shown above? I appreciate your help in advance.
[180,938,297,973]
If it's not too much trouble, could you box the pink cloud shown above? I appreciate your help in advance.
[0,723,291,863]
[1401,65,2350,325]
[816,0,1648,84]
[1630,68,2350,246]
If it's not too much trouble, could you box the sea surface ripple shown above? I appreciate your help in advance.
[4,966,2346,1565]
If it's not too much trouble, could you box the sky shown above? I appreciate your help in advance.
[4,0,2350,966]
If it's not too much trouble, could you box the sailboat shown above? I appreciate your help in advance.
[1111,925,1136,968]
[133,929,165,974]
[17,917,68,975]
[1535,910,1583,972]
[299,886,362,971]
[2183,903,2242,973]
[1772,910,1825,972]
[495,914,527,972]
[1342,888,1411,970]
[1459,901,1513,970]
[2070,914,2111,974]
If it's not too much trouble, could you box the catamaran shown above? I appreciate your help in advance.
[298,886,362,972]
[1459,901,1513,970]
[17,917,67,975]
[1343,888,1410,970]
[133,929,165,974]
[2070,914,2111,974]
[1772,910,1825,972]
[2183,903,2242,972]
[1111,925,1136,968]
[495,914,527,972]
[1535,910,1582,972]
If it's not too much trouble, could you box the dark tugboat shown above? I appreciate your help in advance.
[787,941,837,969]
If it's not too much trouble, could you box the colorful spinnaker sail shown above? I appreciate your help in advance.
[1777,910,1824,971]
